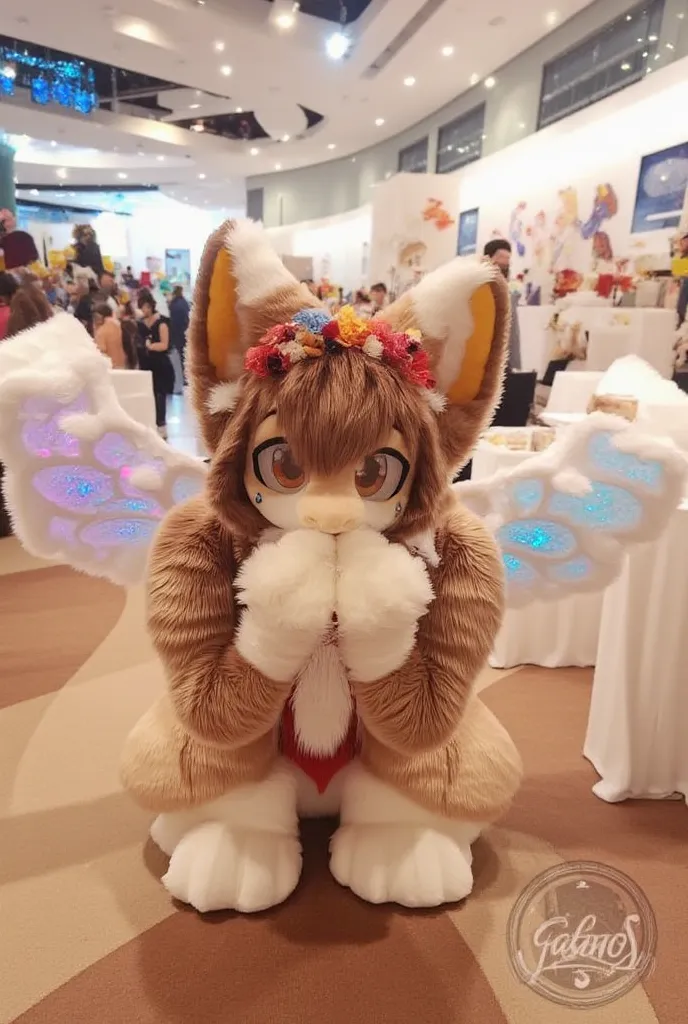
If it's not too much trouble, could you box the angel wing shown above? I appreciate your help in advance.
[455,413,687,608]
[0,313,207,586]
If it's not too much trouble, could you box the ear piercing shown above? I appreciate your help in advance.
[254,493,263,505]
[394,502,403,517]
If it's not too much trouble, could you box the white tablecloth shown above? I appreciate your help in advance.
[110,369,156,429]
[517,306,554,376]
[586,309,675,377]
[545,370,604,414]
[584,502,688,804]
[471,433,602,669]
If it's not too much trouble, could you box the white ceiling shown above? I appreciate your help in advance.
[1,0,597,208]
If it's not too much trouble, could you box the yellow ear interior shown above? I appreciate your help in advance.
[445,283,496,404]
[207,247,241,379]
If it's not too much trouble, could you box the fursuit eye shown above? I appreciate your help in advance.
[253,439,305,493]
[355,448,409,502]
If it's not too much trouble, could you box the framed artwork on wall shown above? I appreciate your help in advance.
[631,142,688,234]
[457,208,479,255]
[165,248,191,288]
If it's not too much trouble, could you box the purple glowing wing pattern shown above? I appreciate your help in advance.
[0,313,207,586]
[454,413,687,608]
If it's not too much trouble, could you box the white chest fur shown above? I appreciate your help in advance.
[291,639,353,756]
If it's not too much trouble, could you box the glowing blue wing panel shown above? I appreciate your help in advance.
[455,414,687,608]
[0,314,208,586]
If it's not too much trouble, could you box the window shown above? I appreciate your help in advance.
[538,0,665,129]
[398,137,429,174]
[436,105,485,174]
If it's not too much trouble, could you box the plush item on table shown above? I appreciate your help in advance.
[0,225,685,917]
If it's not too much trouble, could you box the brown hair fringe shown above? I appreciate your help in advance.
[207,348,449,542]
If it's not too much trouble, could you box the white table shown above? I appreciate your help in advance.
[110,369,156,429]
[586,309,675,377]
[517,306,554,376]
[584,501,688,804]
[472,431,603,669]
[545,370,604,414]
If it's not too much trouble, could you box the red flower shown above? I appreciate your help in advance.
[260,323,296,347]
[321,319,341,341]
[245,343,286,376]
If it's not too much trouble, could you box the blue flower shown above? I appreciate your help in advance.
[292,309,331,333]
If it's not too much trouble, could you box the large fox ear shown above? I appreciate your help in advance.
[377,258,509,470]
[189,219,323,452]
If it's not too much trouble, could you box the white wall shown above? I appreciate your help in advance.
[455,57,688,287]
[265,206,372,292]
[124,198,223,281]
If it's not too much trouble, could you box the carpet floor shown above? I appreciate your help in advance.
[1,536,686,1024]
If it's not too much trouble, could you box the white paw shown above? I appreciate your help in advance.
[336,530,433,634]
[150,813,193,857]
[329,824,474,908]
[236,529,336,634]
[162,823,302,913]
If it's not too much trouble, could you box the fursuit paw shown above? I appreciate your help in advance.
[236,529,336,635]
[162,823,302,913]
[329,824,474,908]
[336,529,433,634]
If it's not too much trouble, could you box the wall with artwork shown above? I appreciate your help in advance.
[454,57,688,296]
[369,173,458,295]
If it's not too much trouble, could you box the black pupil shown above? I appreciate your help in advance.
[274,447,301,480]
[358,455,383,488]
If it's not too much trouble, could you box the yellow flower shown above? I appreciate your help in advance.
[337,305,370,347]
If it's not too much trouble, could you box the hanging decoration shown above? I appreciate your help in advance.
[0,45,98,115]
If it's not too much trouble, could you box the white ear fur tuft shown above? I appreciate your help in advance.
[226,219,297,306]
[423,389,447,414]
[207,380,243,415]
[411,258,498,395]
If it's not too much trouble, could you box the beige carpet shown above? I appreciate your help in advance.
[1,535,686,1024]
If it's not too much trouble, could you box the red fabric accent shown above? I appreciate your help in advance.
[280,703,358,794]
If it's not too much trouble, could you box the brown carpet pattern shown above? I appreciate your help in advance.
[1,536,686,1024]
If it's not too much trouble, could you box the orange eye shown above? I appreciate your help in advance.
[253,438,306,493]
[355,448,410,502]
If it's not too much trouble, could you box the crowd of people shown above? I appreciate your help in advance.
[0,227,191,439]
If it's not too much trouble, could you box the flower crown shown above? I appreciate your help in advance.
[244,306,435,390]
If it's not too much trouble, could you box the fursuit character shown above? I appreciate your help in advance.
[0,221,685,915]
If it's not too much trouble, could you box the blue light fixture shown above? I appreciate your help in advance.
[0,46,98,115]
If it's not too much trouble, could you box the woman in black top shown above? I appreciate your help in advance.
[168,285,191,386]
[137,294,175,438]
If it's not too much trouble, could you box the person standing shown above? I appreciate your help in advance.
[93,304,127,369]
[483,239,521,370]
[168,284,190,388]
[137,293,174,439]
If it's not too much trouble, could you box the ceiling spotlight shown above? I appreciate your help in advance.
[157,154,165,161]
[271,0,300,32]
[545,10,559,27]
[281,133,290,142]
[198,172,206,179]
[275,162,282,170]
[441,45,454,57]
[118,172,128,179]
[30,188,39,196]
[191,121,205,132]
[327,143,336,150]
[621,61,631,70]
[403,75,416,87]
[220,64,232,76]
[189,103,201,109]
[235,106,243,113]
[213,40,225,52]
[484,75,496,88]
[375,117,385,126]
[50,140,57,147]
[250,147,260,156]
[326,30,351,60]
[56,168,67,179]
[68,192,76,198]
[469,72,480,85]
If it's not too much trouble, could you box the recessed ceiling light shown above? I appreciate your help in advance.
[545,10,558,27]
[198,172,206,179]
[519,122,525,129]
[621,61,631,70]
[327,143,336,150]
[157,154,165,161]
[118,172,128,179]
[666,42,674,49]
[213,40,225,52]
[191,121,205,132]
[68,192,76,197]
[404,76,416,87]
[235,106,243,113]
[50,140,57,147]
[30,188,39,196]
[220,64,232,76]
[375,117,385,126]
[56,168,67,179]
[484,75,496,88]
[275,162,282,170]
[648,33,657,41]
[469,72,480,85]
[281,133,290,142]
[189,103,200,109]
[326,31,350,60]
[441,45,454,56]
[351,156,356,163]
[250,147,260,156]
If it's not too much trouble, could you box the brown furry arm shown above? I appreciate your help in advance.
[352,505,504,755]
[147,497,291,747]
